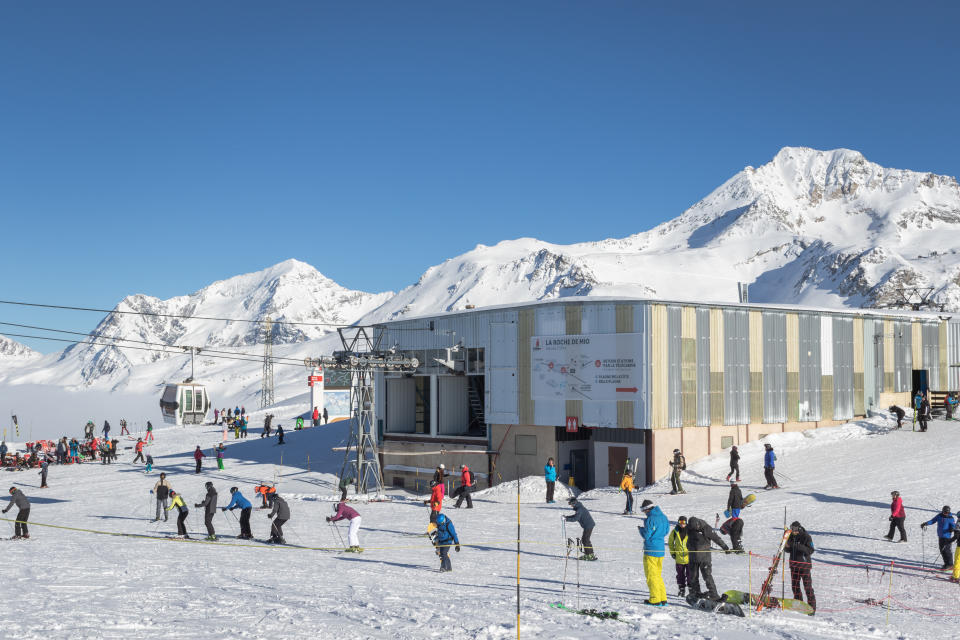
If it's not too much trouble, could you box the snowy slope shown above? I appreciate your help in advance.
[0,407,953,639]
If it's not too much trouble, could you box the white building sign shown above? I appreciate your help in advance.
[531,333,643,401]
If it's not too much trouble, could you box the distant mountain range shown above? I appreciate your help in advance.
[3,146,959,394]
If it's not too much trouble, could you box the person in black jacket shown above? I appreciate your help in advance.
[725,446,740,482]
[565,498,597,560]
[918,397,931,432]
[888,405,905,429]
[195,481,218,541]
[786,521,816,613]
[725,481,745,552]
[685,515,728,600]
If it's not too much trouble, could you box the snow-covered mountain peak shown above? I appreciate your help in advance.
[0,335,40,359]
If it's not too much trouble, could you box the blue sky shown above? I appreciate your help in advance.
[2,2,959,352]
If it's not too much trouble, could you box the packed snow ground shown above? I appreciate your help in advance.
[1,409,957,639]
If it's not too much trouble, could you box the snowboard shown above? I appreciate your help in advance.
[724,590,814,616]
[755,528,792,611]
[723,493,756,519]
[684,593,745,617]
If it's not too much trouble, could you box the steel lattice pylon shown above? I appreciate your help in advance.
[261,317,275,408]
[304,325,419,497]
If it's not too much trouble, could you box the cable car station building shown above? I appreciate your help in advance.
[375,298,950,491]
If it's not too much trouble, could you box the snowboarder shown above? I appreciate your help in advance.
[266,493,289,544]
[276,424,285,445]
[620,469,635,514]
[544,457,558,504]
[453,464,474,509]
[312,406,319,427]
[195,481,218,541]
[889,405,905,429]
[668,516,691,596]
[338,473,354,502]
[884,490,906,542]
[2,486,30,539]
[323,407,329,424]
[725,481,745,552]
[222,487,253,539]
[193,446,205,474]
[727,481,744,519]
[431,512,460,572]
[685,515,729,601]
[166,489,189,538]
[637,499,669,606]
[921,505,956,570]
[763,443,779,489]
[133,438,145,464]
[38,460,48,488]
[725,446,740,482]
[144,454,153,473]
[918,396,932,432]
[428,480,444,524]
[565,497,597,560]
[120,419,129,436]
[785,521,816,614]
[146,421,154,442]
[215,443,225,470]
[327,501,363,552]
[669,449,686,494]
[153,473,171,521]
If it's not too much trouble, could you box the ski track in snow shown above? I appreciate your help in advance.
[0,413,951,639]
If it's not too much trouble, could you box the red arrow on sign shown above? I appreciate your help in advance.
[616,387,638,393]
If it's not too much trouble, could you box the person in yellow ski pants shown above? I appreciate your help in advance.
[638,499,669,606]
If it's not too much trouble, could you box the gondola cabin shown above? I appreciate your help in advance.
[159,382,210,426]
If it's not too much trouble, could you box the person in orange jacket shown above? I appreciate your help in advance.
[133,438,146,464]
[426,480,443,524]
[254,482,276,508]
[453,464,474,509]
[620,469,635,514]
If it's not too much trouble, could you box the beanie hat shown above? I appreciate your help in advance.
[677,515,687,523]
[567,497,578,506]
[640,499,654,511]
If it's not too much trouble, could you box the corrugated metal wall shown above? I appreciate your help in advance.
[922,323,940,389]
[748,311,764,424]
[489,320,519,424]
[723,309,750,425]
[894,321,912,392]
[681,307,698,428]
[696,308,711,427]
[853,318,865,415]
[833,317,854,419]
[762,312,787,422]
[650,304,669,429]
[786,313,800,422]
[438,376,469,434]
[950,321,960,391]
[798,314,822,421]
[386,377,416,432]
[709,308,725,425]
[667,306,682,429]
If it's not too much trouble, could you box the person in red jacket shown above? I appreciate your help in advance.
[133,438,145,464]
[884,490,907,542]
[453,464,474,509]
[193,446,205,474]
[312,406,320,427]
[426,480,443,524]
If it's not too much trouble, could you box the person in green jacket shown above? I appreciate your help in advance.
[338,473,355,502]
[667,516,691,597]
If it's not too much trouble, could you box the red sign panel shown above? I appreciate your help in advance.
[565,416,579,432]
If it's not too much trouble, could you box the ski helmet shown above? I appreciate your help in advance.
[891,490,899,497]
[639,499,654,511]
[944,505,952,514]
[230,487,238,494]
[8,487,15,494]
[677,516,687,525]
[790,521,801,531]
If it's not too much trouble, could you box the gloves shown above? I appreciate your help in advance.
[455,544,461,552]
[921,523,928,529]
[150,490,154,495]
[889,516,893,521]
[267,514,273,519]
[325,516,331,522]
[194,503,201,508]
[221,508,226,512]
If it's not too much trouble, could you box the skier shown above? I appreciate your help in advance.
[918,395,932,432]
[763,443,779,489]
[884,490,906,542]
[669,449,686,495]
[725,446,740,482]
[84,421,94,440]
[431,512,460,572]
[947,394,958,421]
[195,481,218,541]
[685,515,729,601]
[110,438,119,463]
[453,464,474,509]
[564,497,597,560]
[2,486,30,539]
[889,405,905,429]
[255,482,276,508]
[276,424,285,445]
[668,516,691,596]
[262,414,273,438]
[193,446,205,474]
[921,505,956,570]
[38,460,48,488]
[338,473,354,502]
[68,439,78,463]
[234,406,240,418]
[240,416,248,438]
[312,406,319,427]
[544,457,558,504]
[222,487,253,539]
[785,521,817,614]
[166,489,190,538]
[102,420,111,440]
[637,499,669,606]
[146,421,154,442]
[323,407,328,424]
[144,454,153,473]
[120,419,130,436]
[215,443,225,470]
[133,438,145,464]
[327,501,363,552]
[0,441,6,467]
[266,493,290,544]
[620,469,635,514]
[153,473,172,521]
[295,416,304,431]
[727,480,744,519]
[428,480,444,524]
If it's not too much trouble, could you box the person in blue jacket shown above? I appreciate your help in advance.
[565,497,597,560]
[544,458,558,504]
[922,505,956,570]
[638,499,670,606]
[763,444,779,489]
[222,486,253,539]
[431,512,460,572]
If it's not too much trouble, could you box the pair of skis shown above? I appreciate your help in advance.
[755,527,792,611]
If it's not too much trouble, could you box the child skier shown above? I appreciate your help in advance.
[431,512,460,572]
[564,497,597,560]
[620,469,635,514]
[215,443,225,470]
[725,446,740,482]
[638,499,669,606]
[166,489,190,538]
[327,501,363,552]
[144,454,153,473]
[222,487,253,539]
[428,479,444,524]
[668,516,691,596]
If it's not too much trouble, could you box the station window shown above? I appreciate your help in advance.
[515,434,537,456]
[720,436,734,449]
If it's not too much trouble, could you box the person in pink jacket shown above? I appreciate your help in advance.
[193,446,206,474]
[327,501,363,552]
[884,490,906,542]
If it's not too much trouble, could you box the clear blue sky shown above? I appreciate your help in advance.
[2,1,959,352]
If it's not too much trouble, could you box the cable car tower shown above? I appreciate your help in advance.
[261,317,275,408]
[304,325,419,496]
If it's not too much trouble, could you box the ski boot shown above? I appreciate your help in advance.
[579,553,597,561]
[678,586,685,597]
[205,535,218,542]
